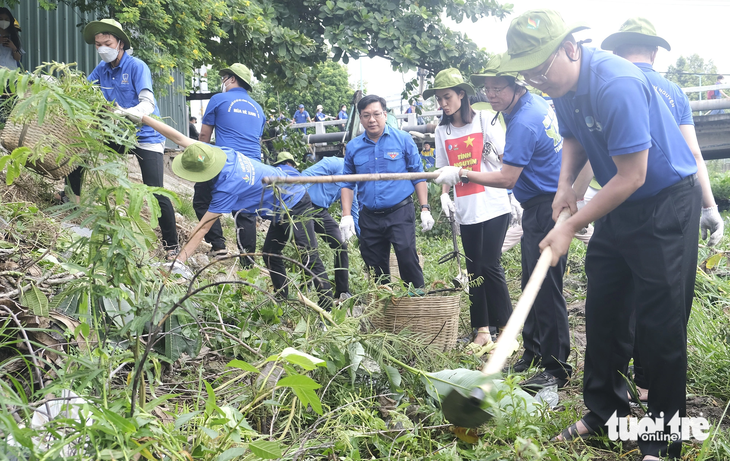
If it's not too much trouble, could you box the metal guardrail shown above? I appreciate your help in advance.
[291,110,444,133]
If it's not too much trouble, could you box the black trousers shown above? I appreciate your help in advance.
[520,197,571,380]
[460,213,512,329]
[312,207,349,297]
[193,180,257,268]
[359,199,424,288]
[262,193,333,307]
[581,176,700,458]
[67,146,179,250]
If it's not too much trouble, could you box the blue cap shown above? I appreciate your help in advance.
[298,104,304,108]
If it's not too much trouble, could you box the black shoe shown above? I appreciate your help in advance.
[520,371,567,392]
[503,356,541,374]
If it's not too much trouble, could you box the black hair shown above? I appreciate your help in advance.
[189,116,197,121]
[223,73,252,91]
[438,88,475,127]
[469,90,489,106]
[0,8,21,53]
[718,75,725,81]
[357,94,387,113]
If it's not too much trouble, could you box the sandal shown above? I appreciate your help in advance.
[628,386,649,403]
[551,420,595,442]
[165,248,180,261]
[53,190,69,204]
[464,341,495,357]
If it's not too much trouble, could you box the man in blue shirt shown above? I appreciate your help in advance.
[601,17,725,402]
[117,110,334,308]
[196,64,265,266]
[340,94,434,288]
[337,104,349,131]
[75,19,179,257]
[503,11,701,458]
[292,104,312,134]
[437,54,571,391]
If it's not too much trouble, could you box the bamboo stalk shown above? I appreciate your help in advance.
[262,172,441,185]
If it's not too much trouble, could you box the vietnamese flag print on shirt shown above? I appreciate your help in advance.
[445,133,485,197]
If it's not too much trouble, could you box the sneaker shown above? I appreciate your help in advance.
[336,292,353,303]
[520,371,568,392]
[207,248,229,260]
[503,356,541,374]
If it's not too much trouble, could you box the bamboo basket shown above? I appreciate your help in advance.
[368,293,461,352]
[389,253,424,280]
[1,109,82,179]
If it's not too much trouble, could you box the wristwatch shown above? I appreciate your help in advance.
[421,204,431,211]
[460,169,469,184]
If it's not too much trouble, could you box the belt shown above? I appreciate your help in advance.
[363,197,412,215]
[618,174,698,209]
[520,193,555,211]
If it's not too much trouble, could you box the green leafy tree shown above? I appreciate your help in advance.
[41,0,509,91]
[665,54,718,101]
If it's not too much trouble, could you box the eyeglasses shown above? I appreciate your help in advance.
[360,111,384,120]
[484,86,510,96]
[521,48,560,85]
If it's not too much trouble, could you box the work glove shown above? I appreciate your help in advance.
[440,193,455,219]
[435,166,461,186]
[701,205,724,247]
[339,215,356,241]
[509,196,523,227]
[114,104,144,125]
[420,210,435,232]
[576,199,587,211]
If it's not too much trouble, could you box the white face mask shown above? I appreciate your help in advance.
[0,21,10,30]
[98,45,120,63]
[220,77,229,93]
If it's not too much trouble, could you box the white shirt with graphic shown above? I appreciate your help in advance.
[435,110,511,225]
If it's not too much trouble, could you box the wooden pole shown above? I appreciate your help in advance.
[262,172,441,185]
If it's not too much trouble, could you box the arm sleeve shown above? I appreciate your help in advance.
[597,77,652,157]
[554,100,575,139]
[132,89,155,115]
[434,128,449,168]
[342,146,356,190]
[679,94,694,126]
[132,61,155,94]
[501,122,537,168]
[209,189,236,214]
[202,95,218,126]
[404,134,425,184]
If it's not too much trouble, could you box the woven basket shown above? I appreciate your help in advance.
[1,110,82,179]
[389,253,424,280]
[369,293,461,352]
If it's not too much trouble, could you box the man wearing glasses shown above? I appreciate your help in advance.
[501,10,700,460]
[437,53,571,390]
[340,94,434,289]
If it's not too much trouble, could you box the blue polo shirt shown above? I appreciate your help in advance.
[201,88,265,160]
[343,125,424,210]
[502,91,562,203]
[209,147,305,217]
[88,52,164,145]
[338,109,348,120]
[314,112,327,122]
[293,110,310,123]
[634,63,693,126]
[302,157,360,229]
[554,47,697,201]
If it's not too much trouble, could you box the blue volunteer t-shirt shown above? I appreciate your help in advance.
[293,110,310,123]
[202,88,265,160]
[343,125,424,210]
[314,112,327,122]
[338,110,348,120]
[554,47,697,201]
[209,147,305,217]
[302,156,360,234]
[502,91,562,203]
[88,52,164,145]
[634,63,693,126]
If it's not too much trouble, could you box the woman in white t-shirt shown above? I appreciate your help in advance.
[423,68,512,354]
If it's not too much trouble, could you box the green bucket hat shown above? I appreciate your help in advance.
[83,19,131,50]
[601,17,671,51]
[422,68,475,100]
[501,10,589,72]
[471,52,525,87]
[172,143,227,183]
[219,63,253,89]
[273,151,298,167]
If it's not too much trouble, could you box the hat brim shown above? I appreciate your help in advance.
[423,82,475,100]
[83,21,131,50]
[219,67,253,89]
[171,145,227,182]
[501,23,590,73]
[600,31,670,51]
[470,72,499,86]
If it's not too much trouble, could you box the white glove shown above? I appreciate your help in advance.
[114,104,144,125]
[508,194,523,227]
[440,193,455,219]
[576,199,587,211]
[339,215,356,241]
[435,166,461,186]
[701,206,724,247]
[420,210,435,232]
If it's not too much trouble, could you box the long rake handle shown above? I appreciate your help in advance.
[481,208,572,377]
[262,172,440,184]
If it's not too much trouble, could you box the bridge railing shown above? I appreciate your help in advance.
[290,110,444,133]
